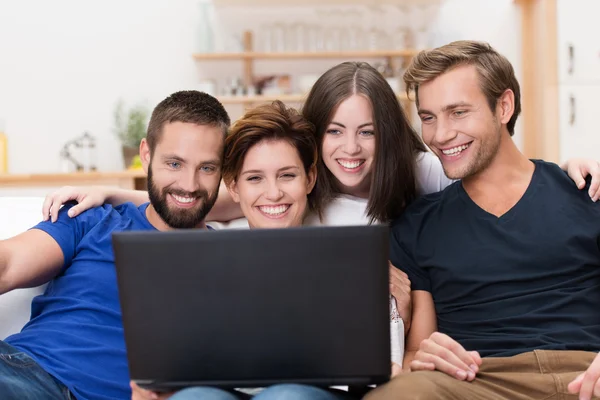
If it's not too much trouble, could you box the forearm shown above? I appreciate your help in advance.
[0,241,48,294]
[107,189,149,207]
[0,241,12,295]
[0,231,64,295]
[206,182,244,222]
[402,350,417,371]
[403,316,411,335]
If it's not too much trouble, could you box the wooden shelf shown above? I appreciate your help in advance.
[218,93,410,104]
[193,49,421,61]
[219,94,307,104]
[0,170,147,190]
[192,32,418,123]
[214,0,429,5]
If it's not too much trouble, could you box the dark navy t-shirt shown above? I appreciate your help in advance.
[390,160,600,357]
[5,202,156,400]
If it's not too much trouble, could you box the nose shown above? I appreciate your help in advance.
[342,133,361,155]
[180,168,200,194]
[434,117,458,146]
[265,179,283,202]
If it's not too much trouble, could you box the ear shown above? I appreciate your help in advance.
[306,165,317,194]
[139,139,151,174]
[497,89,515,126]
[226,180,241,203]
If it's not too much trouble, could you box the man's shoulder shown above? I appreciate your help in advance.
[532,159,564,176]
[397,181,460,220]
[532,159,599,208]
[74,202,150,231]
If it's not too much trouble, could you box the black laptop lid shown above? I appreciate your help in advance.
[113,224,390,390]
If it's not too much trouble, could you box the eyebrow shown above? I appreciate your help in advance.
[330,121,374,129]
[419,102,472,115]
[241,165,301,176]
[161,154,221,165]
[161,154,185,162]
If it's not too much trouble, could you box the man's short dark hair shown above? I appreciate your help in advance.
[146,91,231,153]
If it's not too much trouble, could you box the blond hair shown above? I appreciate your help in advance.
[404,40,521,136]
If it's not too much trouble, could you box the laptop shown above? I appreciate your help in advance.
[112,224,391,391]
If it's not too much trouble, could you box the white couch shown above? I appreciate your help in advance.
[0,197,247,340]
[0,197,48,339]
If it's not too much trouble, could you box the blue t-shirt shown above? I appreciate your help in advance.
[390,160,600,357]
[5,202,156,400]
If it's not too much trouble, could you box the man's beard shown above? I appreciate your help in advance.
[443,123,502,180]
[147,167,218,229]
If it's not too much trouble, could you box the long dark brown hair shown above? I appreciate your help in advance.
[302,62,427,223]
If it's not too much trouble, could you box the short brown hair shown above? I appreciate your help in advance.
[302,62,427,223]
[404,40,521,136]
[146,90,230,153]
[223,100,319,213]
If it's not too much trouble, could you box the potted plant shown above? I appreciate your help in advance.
[113,99,148,169]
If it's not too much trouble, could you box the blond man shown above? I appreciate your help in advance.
[367,41,600,400]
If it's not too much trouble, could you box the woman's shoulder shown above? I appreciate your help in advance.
[415,151,456,195]
[305,195,371,227]
[208,217,250,230]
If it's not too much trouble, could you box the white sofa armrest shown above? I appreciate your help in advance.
[0,197,48,339]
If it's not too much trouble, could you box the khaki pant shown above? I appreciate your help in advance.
[365,350,598,400]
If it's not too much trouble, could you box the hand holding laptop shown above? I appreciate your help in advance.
[131,381,173,400]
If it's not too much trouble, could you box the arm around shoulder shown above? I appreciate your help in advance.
[0,229,64,295]
[206,181,244,222]
[108,188,149,207]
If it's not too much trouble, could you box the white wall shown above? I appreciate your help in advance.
[429,0,523,148]
[0,0,522,174]
[0,0,203,173]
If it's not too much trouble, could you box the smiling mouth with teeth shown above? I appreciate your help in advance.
[336,159,365,170]
[441,142,472,157]
[170,193,198,205]
[257,204,291,217]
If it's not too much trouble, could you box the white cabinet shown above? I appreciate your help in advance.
[557,0,600,84]
[556,0,600,162]
[558,85,600,162]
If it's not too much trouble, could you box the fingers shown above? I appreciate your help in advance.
[389,262,409,279]
[389,273,410,290]
[130,381,159,400]
[391,362,403,377]
[416,332,479,381]
[409,359,436,372]
[41,186,97,222]
[51,193,74,223]
[565,159,588,189]
[413,348,475,381]
[42,196,52,221]
[389,278,411,303]
[469,350,483,366]
[574,166,586,189]
[575,357,600,400]
[588,162,600,202]
[67,200,91,219]
[389,264,411,290]
[568,372,584,394]
[41,187,80,223]
[568,159,600,201]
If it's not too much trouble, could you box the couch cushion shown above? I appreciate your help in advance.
[0,197,48,339]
